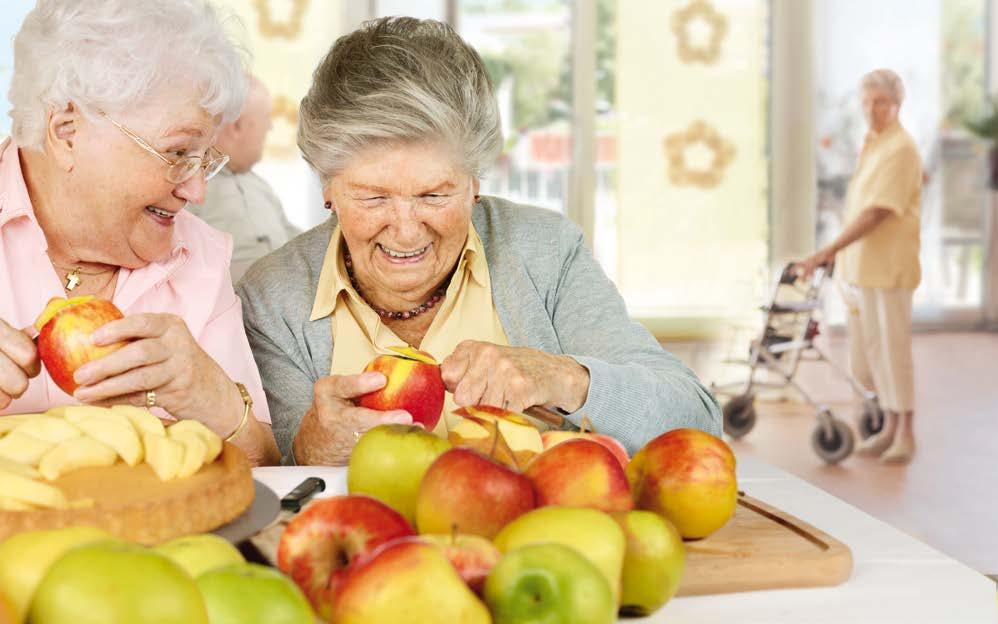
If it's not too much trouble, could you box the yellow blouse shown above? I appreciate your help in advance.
[308,223,509,437]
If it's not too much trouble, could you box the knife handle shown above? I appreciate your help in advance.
[280,477,326,512]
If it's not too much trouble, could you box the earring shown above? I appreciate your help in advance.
[324,201,332,210]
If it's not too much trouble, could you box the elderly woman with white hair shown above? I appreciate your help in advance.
[797,68,922,464]
[0,0,280,465]
[238,17,721,465]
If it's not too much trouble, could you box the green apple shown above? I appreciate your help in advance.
[197,563,315,624]
[493,507,625,604]
[29,541,208,624]
[153,533,245,578]
[484,543,616,624]
[613,510,686,616]
[0,526,113,623]
[347,424,452,523]
[332,538,490,624]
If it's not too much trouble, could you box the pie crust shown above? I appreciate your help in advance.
[0,443,254,545]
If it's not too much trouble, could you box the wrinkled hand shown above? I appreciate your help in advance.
[440,341,590,415]
[293,372,415,466]
[71,313,236,424]
[793,248,835,280]
[0,319,41,410]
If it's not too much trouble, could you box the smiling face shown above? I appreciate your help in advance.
[64,89,220,268]
[861,86,898,134]
[327,141,479,309]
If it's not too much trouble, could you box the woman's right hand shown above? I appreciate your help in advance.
[292,371,414,466]
[0,319,41,410]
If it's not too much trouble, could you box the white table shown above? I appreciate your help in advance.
[254,455,998,623]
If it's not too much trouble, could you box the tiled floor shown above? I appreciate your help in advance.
[674,331,998,575]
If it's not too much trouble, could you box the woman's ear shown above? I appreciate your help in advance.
[46,102,79,172]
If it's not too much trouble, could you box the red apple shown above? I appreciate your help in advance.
[417,533,501,594]
[357,346,445,430]
[525,438,633,513]
[415,447,536,539]
[276,495,414,621]
[541,429,629,469]
[332,539,490,623]
[626,428,738,539]
[34,296,128,395]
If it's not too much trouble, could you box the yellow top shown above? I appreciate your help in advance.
[309,223,509,437]
[837,120,923,290]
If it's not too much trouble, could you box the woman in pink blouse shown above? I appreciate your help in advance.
[0,0,279,465]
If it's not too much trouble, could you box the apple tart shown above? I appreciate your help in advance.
[0,405,254,545]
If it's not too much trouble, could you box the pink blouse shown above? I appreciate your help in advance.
[0,139,271,423]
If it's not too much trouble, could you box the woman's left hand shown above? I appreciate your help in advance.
[71,313,238,428]
[440,341,590,414]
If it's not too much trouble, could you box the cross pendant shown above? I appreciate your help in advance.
[65,269,81,291]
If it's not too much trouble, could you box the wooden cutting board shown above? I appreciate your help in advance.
[677,492,853,596]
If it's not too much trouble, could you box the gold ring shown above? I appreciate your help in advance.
[352,430,362,441]
[145,390,156,408]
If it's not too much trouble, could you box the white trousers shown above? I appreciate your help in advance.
[841,284,916,413]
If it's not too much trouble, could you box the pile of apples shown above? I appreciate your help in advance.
[276,415,738,623]
[0,526,313,624]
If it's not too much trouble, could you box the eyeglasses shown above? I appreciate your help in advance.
[100,112,229,185]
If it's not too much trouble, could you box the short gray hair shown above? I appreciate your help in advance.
[860,69,905,106]
[298,17,502,184]
[9,0,248,151]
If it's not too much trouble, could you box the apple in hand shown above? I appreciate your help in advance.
[627,428,738,539]
[277,495,414,620]
[0,526,113,623]
[29,540,208,624]
[612,510,686,616]
[418,532,502,594]
[153,533,245,579]
[34,296,129,395]
[332,538,490,624]
[494,506,626,604]
[483,543,616,624]
[416,447,536,539]
[197,563,314,624]
[450,406,544,470]
[524,438,633,513]
[357,346,445,430]
[347,424,452,524]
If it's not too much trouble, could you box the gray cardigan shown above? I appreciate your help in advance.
[237,196,721,461]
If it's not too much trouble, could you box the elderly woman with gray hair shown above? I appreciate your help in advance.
[796,68,922,464]
[238,17,721,465]
[0,0,280,465]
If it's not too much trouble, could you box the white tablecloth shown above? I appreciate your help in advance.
[253,454,998,623]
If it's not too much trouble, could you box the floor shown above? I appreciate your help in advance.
[671,331,998,576]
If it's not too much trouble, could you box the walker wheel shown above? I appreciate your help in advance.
[723,394,756,439]
[858,401,884,440]
[811,417,854,464]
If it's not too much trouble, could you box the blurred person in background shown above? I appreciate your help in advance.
[189,74,300,282]
[796,68,921,464]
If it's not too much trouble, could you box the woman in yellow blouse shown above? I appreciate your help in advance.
[797,69,921,464]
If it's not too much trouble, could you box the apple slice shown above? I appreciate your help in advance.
[0,432,55,466]
[0,496,35,511]
[171,431,207,479]
[112,405,166,438]
[75,415,143,466]
[0,415,39,435]
[168,420,222,463]
[0,468,68,508]
[0,457,41,479]
[386,345,439,365]
[11,417,82,444]
[58,405,116,425]
[143,433,185,481]
[38,437,118,481]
